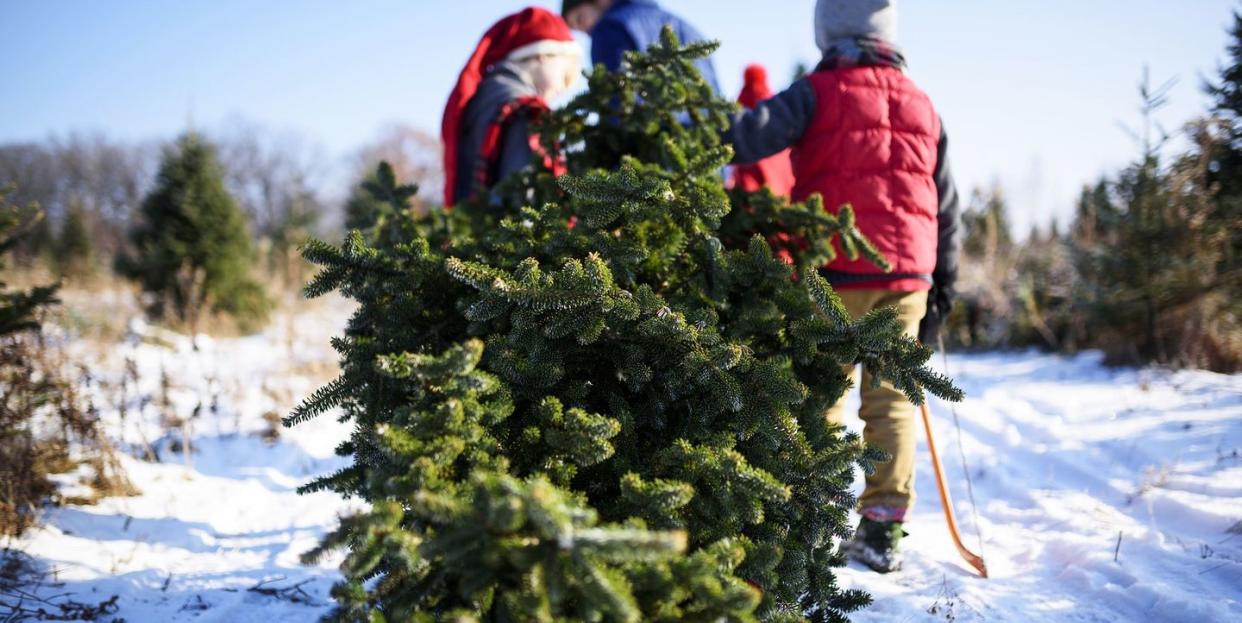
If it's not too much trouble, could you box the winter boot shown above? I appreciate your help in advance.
[846,516,907,573]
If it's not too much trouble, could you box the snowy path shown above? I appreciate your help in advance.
[838,352,1242,622]
[10,302,1242,622]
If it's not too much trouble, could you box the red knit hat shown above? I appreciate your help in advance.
[441,7,576,206]
[738,64,773,109]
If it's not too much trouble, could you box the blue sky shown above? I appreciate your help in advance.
[1,1,1236,234]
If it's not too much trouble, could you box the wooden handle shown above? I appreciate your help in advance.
[920,401,988,578]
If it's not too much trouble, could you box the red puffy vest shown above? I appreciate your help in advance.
[791,66,941,291]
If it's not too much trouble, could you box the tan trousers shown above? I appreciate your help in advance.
[824,289,928,514]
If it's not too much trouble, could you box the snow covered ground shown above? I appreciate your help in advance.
[841,351,1242,622]
[11,295,358,622]
[9,297,1242,622]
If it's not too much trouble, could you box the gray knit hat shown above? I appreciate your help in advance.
[814,0,897,51]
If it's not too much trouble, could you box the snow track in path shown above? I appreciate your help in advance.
[11,300,1242,621]
[837,351,1242,622]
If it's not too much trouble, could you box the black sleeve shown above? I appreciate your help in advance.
[933,120,962,290]
[727,78,817,165]
[494,114,534,183]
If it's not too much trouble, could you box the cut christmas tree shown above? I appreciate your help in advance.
[290,30,960,623]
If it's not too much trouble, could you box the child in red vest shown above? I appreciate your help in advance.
[726,0,961,573]
[442,7,580,207]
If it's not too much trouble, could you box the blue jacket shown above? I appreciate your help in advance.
[590,0,721,93]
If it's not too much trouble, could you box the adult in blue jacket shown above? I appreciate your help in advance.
[562,0,721,93]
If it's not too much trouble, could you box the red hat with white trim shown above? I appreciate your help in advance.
[441,7,576,206]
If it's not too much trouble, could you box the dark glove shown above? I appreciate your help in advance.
[918,284,954,347]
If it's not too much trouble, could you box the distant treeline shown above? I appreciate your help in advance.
[5,24,1241,368]
[0,121,443,279]
[948,59,1242,372]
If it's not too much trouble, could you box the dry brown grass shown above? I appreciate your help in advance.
[0,332,136,537]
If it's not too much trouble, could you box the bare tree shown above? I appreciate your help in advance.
[213,118,330,240]
[0,135,155,262]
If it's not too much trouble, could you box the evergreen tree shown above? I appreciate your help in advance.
[946,184,1085,351]
[1069,180,1115,249]
[0,187,58,337]
[1072,71,1240,369]
[56,200,94,278]
[1,187,134,536]
[343,170,385,234]
[12,201,54,269]
[1009,224,1077,351]
[121,133,270,331]
[291,31,960,622]
[945,186,1016,348]
[960,185,1012,259]
[0,187,60,536]
[1206,10,1242,203]
[1203,7,1242,304]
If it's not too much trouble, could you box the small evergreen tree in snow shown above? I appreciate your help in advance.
[121,133,270,331]
[291,31,960,622]
[1072,70,1241,369]
[56,200,94,278]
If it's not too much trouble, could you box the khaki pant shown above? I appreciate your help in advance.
[824,289,928,514]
